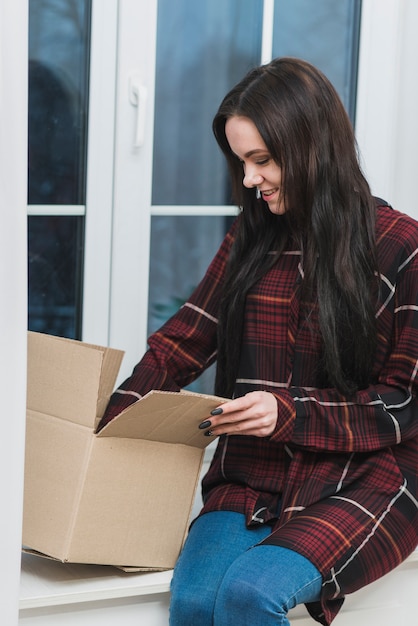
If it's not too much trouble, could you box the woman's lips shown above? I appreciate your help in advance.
[261,188,279,201]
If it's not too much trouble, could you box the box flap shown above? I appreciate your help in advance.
[27,331,124,429]
[97,390,227,449]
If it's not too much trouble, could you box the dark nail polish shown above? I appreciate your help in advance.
[204,430,213,437]
[199,420,212,430]
[210,407,223,416]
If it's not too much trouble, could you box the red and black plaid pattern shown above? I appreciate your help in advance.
[101,201,418,625]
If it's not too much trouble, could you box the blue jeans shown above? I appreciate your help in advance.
[169,511,322,625]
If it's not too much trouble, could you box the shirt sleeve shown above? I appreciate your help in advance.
[98,218,239,428]
[271,217,418,453]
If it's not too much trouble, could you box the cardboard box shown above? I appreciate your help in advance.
[23,331,225,570]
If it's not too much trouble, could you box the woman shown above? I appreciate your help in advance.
[100,58,418,625]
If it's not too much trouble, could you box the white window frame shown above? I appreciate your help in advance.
[82,0,119,346]
[1,0,28,621]
[26,0,119,350]
[83,0,418,385]
[101,0,158,383]
[29,0,418,383]
[105,0,418,383]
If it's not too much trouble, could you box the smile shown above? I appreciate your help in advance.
[261,188,279,200]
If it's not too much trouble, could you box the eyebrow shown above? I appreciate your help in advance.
[245,149,268,158]
[233,148,270,159]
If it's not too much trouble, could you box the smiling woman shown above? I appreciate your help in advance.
[99,56,418,626]
[225,116,286,215]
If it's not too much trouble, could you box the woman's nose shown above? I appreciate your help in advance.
[243,165,263,189]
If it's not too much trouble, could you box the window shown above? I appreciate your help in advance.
[28,0,91,339]
[26,0,362,392]
[148,0,361,393]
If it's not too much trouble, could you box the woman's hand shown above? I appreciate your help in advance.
[200,391,278,438]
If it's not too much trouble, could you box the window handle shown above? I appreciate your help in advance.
[128,71,148,148]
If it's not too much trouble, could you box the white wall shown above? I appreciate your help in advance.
[356,0,418,220]
[0,0,28,622]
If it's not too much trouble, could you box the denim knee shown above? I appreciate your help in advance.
[215,569,282,623]
[169,512,272,625]
[212,545,322,626]
[170,581,215,625]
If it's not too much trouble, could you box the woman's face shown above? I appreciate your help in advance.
[225,115,285,215]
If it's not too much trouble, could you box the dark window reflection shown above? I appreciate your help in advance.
[28,0,91,339]
[272,0,361,120]
[28,60,85,204]
[28,0,91,205]
[152,0,263,206]
[148,0,362,394]
[148,215,236,394]
[28,216,84,338]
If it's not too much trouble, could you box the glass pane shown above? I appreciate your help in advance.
[272,0,361,119]
[148,216,233,335]
[148,216,235,393]
[28,0,91,204]
[28,0,91,339]
[152,0,263,206]
[148,0,362,395]
[28,216,84,338]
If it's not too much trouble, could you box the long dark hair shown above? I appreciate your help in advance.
[213,57,379,398]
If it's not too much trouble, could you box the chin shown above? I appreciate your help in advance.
[268,204,286,215]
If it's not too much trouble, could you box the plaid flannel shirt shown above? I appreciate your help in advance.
[101,200,418,625]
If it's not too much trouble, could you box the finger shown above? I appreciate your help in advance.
[211,395,252,416]
[206,414,276,438]
[207,399,266,429]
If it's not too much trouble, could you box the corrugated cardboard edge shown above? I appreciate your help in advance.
[21,548,171,572]
[63,436,95,561]
[95,346,125,428]
[21,547,70,564]
[116,565,171,572]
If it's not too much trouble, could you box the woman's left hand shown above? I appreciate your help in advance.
[201,391,278,438]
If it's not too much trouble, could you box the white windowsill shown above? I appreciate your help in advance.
[20,549,418,611]
[20,553,172,610]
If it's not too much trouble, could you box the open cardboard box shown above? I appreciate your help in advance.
[23,331,225,571]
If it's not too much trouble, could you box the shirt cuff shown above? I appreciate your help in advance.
[270,389,296,442]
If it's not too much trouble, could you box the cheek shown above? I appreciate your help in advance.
[269,165,282,183]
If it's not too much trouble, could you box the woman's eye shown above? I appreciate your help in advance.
[256,158,269,165]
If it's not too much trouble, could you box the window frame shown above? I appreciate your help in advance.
[43,0,416,384]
